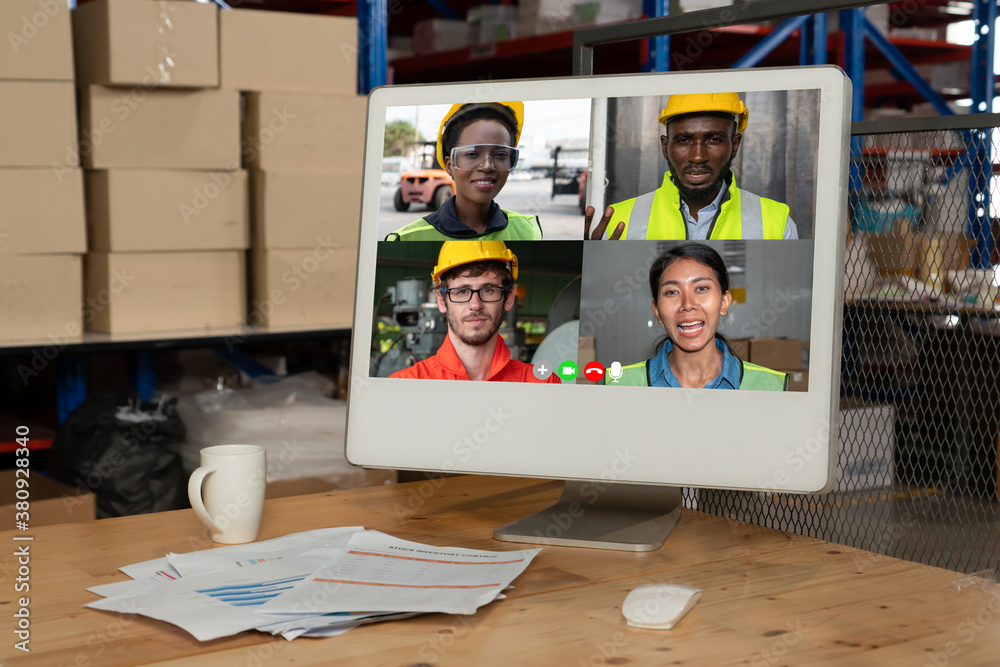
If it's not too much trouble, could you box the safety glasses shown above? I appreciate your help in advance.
[449,144,519,172]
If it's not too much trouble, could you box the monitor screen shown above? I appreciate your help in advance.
[347,67,851,549]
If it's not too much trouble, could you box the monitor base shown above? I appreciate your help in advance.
[493,481,682,551]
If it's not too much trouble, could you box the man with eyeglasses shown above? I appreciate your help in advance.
[390,241,559,382]
[386,102,543,241]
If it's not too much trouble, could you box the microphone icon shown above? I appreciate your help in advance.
[609,361,623,383]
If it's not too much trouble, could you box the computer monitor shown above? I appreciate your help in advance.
[347,67,851,551]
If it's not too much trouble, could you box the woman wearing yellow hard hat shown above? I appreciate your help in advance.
[386,102,543,242]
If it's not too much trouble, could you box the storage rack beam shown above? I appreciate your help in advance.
[862,13,954,116]
[841,8,867,122]
[842,8,866,229]
[357,0,387,93]
[57,356,87,424]
[572,0,892,77]
[968,0,997,268]
[642,0,671,72]
[421,0,461,21]
[971,0,997,114]
[732,14,809,69]
[128,352,157,403]
[801,12,828,65]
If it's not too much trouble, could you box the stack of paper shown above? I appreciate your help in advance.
[85,528,541,641]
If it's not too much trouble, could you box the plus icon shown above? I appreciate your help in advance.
[532,360,554,381]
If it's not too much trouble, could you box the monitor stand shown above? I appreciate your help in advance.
[492,481,682,551]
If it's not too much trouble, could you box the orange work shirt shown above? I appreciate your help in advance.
[390,335,560,383]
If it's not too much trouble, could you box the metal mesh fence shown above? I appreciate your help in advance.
[688,114,1000,575]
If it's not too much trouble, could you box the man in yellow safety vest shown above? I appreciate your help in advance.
[584,92,798,241]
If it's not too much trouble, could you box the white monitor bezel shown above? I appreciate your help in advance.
[347,66,850,495]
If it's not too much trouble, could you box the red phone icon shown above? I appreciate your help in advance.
[583,361,605,381]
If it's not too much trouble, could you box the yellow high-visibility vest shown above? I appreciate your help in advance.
[386,210,542,241]
[607,172,790,240]
[606,359,788,391]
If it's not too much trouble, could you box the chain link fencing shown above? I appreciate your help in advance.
[689,114,1000,575]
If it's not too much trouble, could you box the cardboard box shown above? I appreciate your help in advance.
[0,254,82,341]
[220,9,356,93]
[576,336,599,384]
[0,81,77,168]
[783,369,809,393]
[727,338,750,361]
[251,170,361,249]
[251,247,356,328]
[575,0,642,25]
[79,86,240,170]
[84,251,246,333]
[468,5,518,44]
[472,19,517,43]
[413,19,472,54]
[242,92,365,172]
[0,168,86,254]
[86,170,248,252]
[0,0,74,81]
[517,0,585,36]
[918,231,970,290]
[868,222,918,278]
[0,470,96,527]
[72,0,219,88]
[749,337,803,371]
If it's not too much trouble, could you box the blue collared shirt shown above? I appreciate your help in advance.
[678,177,728,240]
[648,338,742,390]
[422,196,509,238]
[674,171,799,240]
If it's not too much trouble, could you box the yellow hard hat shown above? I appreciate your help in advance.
[658,93,749,134]
[431,240,518,286]
[436,102,525,169]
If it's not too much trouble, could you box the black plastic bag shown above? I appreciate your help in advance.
[48,390,188,519]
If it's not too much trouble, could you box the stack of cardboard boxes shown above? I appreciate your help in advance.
[413,19,472,55]
[220,8,362,329]
[730,337,808,392]
[752,337,807,392]
[518,0,641,37]
[72,0,246,334]
[468,5,519,45]
[0,0,85,342]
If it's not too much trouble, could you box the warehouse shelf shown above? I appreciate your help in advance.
[0,325,351,357]
[0,416,54,455]
[389,22,972,103]
[887,0,973,28]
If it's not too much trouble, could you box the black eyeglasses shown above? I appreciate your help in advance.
[440,286,509,303]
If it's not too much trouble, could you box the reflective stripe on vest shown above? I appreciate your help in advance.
[386,211,542,241]
[616,172,789,240]
[623,192,655,240]
[605,359,787,390]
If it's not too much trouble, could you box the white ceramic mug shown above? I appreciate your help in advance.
[187,444,266,544]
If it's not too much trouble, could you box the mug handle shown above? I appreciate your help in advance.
[188,466,224,534]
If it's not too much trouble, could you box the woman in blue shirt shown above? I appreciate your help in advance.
[609,243,787,390]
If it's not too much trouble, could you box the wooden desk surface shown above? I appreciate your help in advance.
[3,475,999,666]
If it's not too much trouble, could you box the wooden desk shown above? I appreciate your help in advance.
[3,475,999,666]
